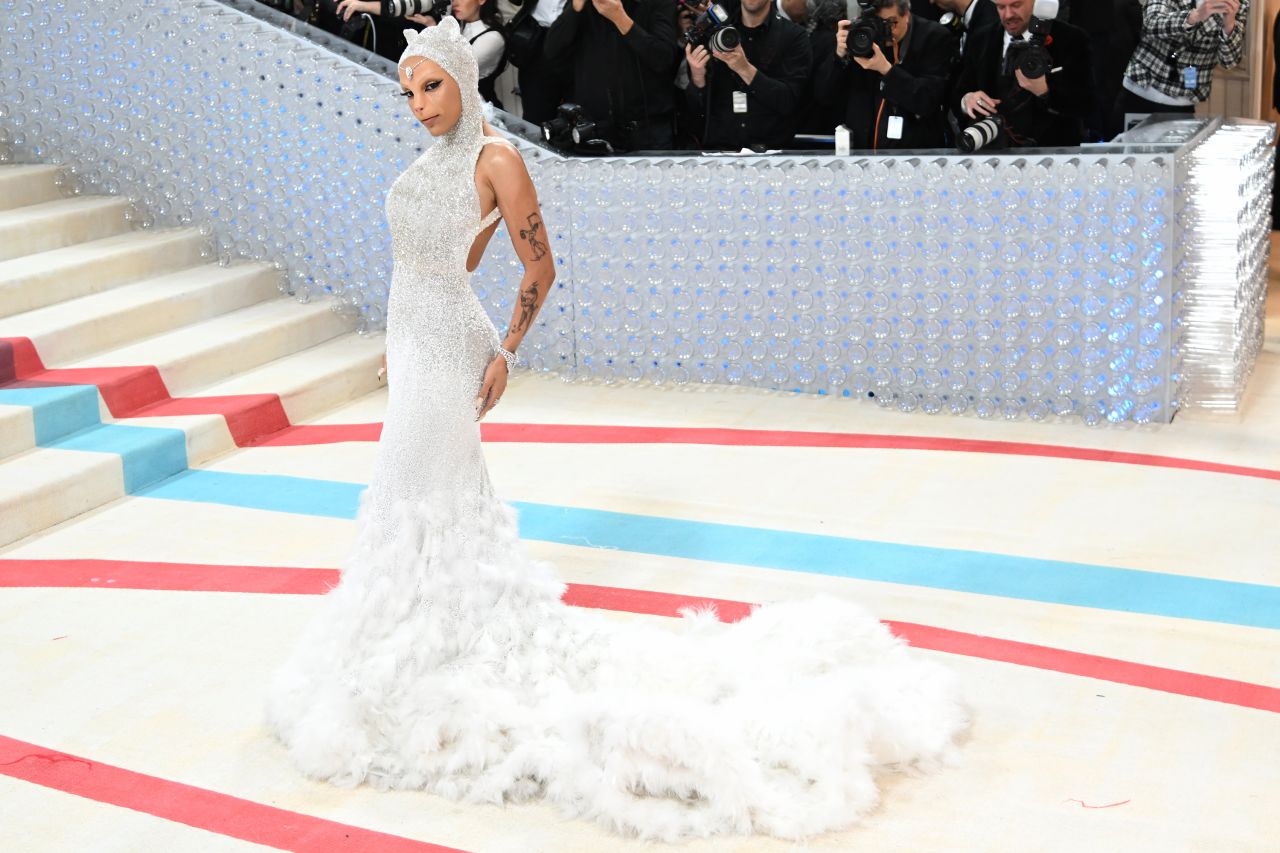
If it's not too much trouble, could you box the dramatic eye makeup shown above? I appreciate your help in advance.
[398,79,441,98]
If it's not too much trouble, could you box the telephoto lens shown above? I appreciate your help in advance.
[708,26,740,52]
[959,116,1002,152]
[541,118,567,143]
[571,119,597,145]
[682,2,733,48]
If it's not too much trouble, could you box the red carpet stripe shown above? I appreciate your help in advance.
[251,422,383,446]
[4,558,1276,714]
[0,336,290,446]
[254,421,1280,482]
[0,734,465,853]
[0,336,44,380]
[0,558,339,595]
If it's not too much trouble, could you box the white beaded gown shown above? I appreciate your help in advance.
[265,19,969,842]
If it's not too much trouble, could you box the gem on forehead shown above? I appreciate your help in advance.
[404,57,428,81]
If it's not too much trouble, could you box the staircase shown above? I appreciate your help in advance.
[0,163,386,547]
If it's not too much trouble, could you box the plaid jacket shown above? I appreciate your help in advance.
[1124,0,1249,103]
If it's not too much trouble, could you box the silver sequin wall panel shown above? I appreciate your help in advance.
[1,0,1272,425]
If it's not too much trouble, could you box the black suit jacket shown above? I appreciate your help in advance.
[911,0,942,21]
[685,11,813,151]
[965,0,1000,43]
[951,18,1094,147]
[1070,0,1114,32]
[543,0,680,134]
[815,16,956,150]
[943,0,999,63]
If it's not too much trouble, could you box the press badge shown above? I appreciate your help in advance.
[732,91,748,113]
[1183,66,1197,89]
[886,115,904,140]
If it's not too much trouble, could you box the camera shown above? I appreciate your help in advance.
[1003,18,1053,80]
[957,115,1005,152]
[428,0,451,22]
[847,1,893,59]
[1003,0,1060,80]
[681,2,740,53]
[540,103,615,154]
[541,103,590,145]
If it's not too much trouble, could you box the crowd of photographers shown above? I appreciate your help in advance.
[263,0,1249,153]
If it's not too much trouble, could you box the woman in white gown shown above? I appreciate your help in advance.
[265,18,969,842]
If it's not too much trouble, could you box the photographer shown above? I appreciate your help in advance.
[1067,0,1115,139]
[505,0,575,126]
[930,0,998,56]
[815,0,955,149]
[544,0,681,149]
[684,0,813,150]
[779,0,849,143]
[1112,0,1249,138]
[343,0,510,102]
[448,0,509,105]
[953,0,1093,148]
[313,0,425,59]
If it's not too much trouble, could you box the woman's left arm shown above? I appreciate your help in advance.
[475,144,556,421]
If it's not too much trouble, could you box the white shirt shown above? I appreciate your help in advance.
[1121,76,1198,107]
[459,19,505,78]
[1002,29,1031,58]
[532,0,569,29]
[959,0,980,53]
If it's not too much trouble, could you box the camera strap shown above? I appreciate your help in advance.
[1166,9,1198,90]
[510,0,539,25]
[873,39,901,149]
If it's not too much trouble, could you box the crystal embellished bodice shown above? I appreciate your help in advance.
[384,138,504,355]
[369,122,509,521]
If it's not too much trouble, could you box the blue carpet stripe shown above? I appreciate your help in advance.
[0,387,189,493]
[49,424,189,493]
[0,385,101,444]
[136,469,1280,630]
[140,469,360,516]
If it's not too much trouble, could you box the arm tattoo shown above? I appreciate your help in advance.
[518,214,548,261]
[514,281,540,333]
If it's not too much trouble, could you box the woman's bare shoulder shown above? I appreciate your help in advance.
[478,137,531,182]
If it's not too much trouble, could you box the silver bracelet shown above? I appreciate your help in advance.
[497,345,517,371]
